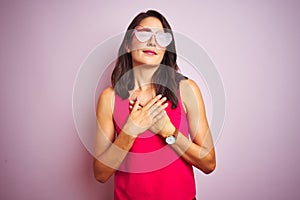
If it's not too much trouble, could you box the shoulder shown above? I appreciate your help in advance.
[96,87,115,116]
[100,87,115,99]
[179,78,201,96]
[179,79,204,112]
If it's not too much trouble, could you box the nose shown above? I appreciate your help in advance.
[147,34,156,47]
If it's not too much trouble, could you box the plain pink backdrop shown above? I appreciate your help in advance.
[1,1,300,199]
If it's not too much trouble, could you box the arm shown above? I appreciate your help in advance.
[93,87,136,183]
[93,88,168,183]
[158,79,216,174]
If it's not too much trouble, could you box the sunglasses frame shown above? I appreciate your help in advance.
[132,25,173,48]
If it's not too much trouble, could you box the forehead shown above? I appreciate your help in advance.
[139,17,163,29]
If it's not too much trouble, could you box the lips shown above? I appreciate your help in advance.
[142,50,157,55]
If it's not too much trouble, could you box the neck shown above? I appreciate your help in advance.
[132,64,159,91]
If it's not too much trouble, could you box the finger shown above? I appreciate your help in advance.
[130,99,143,108]
[129,100,135,105]
[129,105,142,110]
[161,102,168,109]
[155,97,167,106]
[131,99,140,111]
[149,102,168,115]
[143,94,162,110]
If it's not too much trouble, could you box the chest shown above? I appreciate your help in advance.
[128,88,156,107]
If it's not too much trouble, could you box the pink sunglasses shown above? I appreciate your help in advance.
[132,25,173,47]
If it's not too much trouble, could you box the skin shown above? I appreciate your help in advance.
[93,17,216,183]
[128,17,166,67]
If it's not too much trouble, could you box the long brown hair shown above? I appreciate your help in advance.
[111,10,187,109]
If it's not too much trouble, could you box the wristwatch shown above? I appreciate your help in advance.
[165,128,178,145]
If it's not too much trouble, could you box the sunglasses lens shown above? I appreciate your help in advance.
[156,31,172,47]
[133,27,173,47]
[135,30,152,43]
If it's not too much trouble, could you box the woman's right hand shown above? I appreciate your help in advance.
[122,94,168,137]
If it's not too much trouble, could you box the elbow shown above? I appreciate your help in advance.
[202,160,216,174]
[197,154,216,174]
[94,173,110,183]
[201,149,216,175]
[94,165,112,183]
[93,159,111,183]
[202,156,216,174]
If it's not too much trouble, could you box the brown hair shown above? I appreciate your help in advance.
[111,10,187,109]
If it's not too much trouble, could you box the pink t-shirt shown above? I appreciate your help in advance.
[113,90,196,200]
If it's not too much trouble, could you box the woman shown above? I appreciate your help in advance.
[93,10,216,200]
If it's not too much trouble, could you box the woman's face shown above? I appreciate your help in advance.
[129,17,167,67]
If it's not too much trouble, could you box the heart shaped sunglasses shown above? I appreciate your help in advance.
[132,26,173,48]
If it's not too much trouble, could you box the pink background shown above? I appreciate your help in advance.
[1,0,300,199]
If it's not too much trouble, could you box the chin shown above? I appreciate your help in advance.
[138,56,164,66]
[139,62,161,67]
[132,58,162,67]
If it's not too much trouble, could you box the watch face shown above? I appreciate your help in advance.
[166,135,176,144]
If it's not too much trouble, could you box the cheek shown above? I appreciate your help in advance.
[130,38,145,50]
[157,49,166,60]
[130,50,139,60]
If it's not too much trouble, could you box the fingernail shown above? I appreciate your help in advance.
[157,94,162,98]
[162,97,167,101]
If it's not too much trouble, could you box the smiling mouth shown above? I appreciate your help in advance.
[142,50,157,55]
